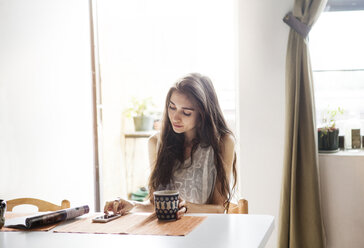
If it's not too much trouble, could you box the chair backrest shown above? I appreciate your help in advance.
[227,198,248,214]
[6,198,70,212]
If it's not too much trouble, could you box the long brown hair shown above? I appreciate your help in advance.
[148,73,237,209]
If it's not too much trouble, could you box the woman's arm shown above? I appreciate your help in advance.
[104,133,159,215]
[130,200,154,212]
[218,133,236,188]
[104,198,154,215]
[126,133,160,212]
[148,133,159,172]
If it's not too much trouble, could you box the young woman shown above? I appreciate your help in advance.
[104,73,237,219]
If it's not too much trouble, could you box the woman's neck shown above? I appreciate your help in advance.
[184,129,196,145]
[184,143,193,160]
[184,133,197,160]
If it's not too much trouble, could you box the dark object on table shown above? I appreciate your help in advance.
[0,199,6,229]
[5,205,89,229]
[154,190,179,221]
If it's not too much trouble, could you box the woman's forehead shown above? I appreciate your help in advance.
[170,91,196,109]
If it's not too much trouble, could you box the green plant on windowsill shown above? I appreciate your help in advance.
[124,97,157,131]
[318,107,344,136]
[317,107,344,152]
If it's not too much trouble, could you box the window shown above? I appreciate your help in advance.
[95,0,237,201]
[309,8,364,136]
[97,0,236,128]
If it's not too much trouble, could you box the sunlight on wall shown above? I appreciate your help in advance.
[0,0,95,209]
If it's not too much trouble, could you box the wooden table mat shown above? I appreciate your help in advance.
[1,212,59,232]
[54,213,207,236]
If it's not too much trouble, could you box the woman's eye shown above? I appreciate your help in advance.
[169,105,176,110]
[183,112,191,116]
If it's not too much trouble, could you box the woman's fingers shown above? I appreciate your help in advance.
[176,206,187,219]
[103,201,109,214]
[104,198,135,216]
[104,201,114,215]
[113,200,120,215]
[103,200,121,215]
[176,197,187,219]
[178,199,186,209]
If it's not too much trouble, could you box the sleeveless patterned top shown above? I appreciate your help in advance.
[158,145,217,204]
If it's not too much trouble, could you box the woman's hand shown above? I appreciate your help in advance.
[176,196,187,220]
[104,198,135,216]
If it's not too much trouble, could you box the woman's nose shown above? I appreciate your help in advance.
[172,111,181,122]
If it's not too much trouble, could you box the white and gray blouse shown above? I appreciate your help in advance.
[158,145,217,204]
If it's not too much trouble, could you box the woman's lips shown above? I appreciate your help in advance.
[173,123,183,128]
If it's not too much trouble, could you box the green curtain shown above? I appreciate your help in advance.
[278,0,328,247]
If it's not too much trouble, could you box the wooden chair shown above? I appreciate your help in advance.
[6,198,70,212]
[227,199,248,214]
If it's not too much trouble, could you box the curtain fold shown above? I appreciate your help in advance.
[278,0,328,247]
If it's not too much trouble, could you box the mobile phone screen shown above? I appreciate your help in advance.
[92,214,121,223]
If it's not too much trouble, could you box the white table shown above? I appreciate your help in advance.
[0,214,274,248]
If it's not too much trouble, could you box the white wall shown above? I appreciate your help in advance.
[319,152,364,248]
[0,0,95,210]
[237,0,293,247]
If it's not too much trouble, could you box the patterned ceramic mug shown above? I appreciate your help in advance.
[153,190,179,221]
[0,199,6,229]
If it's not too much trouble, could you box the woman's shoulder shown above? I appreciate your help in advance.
[148,132,160,146]
[220,133,235,150]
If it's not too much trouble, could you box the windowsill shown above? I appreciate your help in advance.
[319,149,364,156]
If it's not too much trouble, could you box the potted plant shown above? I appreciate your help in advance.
[124,97,156,131]
[317,107,344,152]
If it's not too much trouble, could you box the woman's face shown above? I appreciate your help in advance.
[168,91,199,140]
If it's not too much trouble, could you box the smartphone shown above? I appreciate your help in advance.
[92,214,122,223]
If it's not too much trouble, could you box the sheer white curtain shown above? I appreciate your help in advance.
[95,0,237,203]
